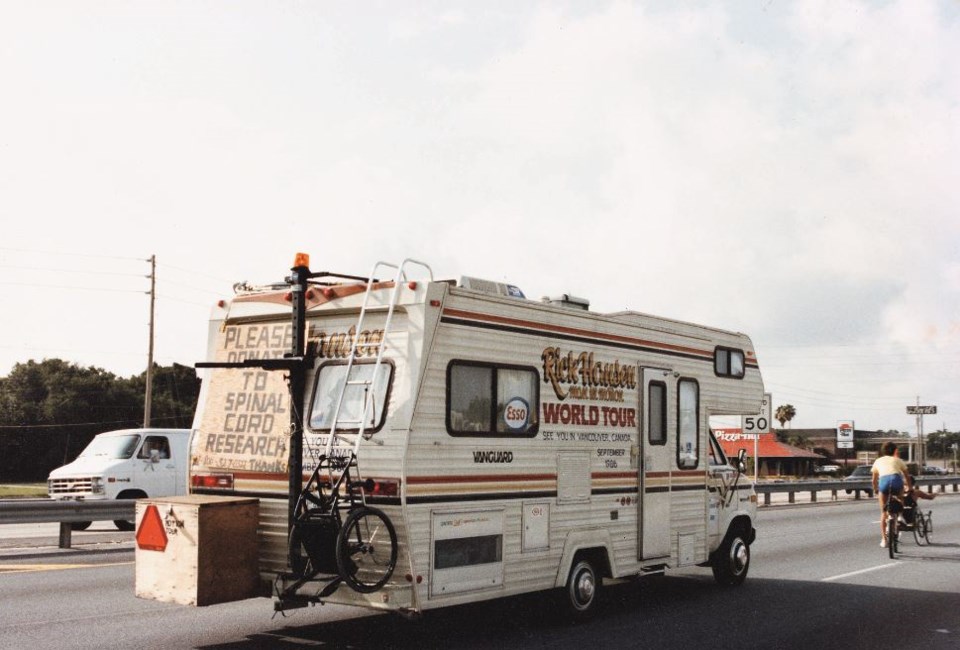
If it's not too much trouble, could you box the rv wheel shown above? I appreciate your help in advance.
[711,533,750,586]
[70,521,92,531]
[564,558,601,618]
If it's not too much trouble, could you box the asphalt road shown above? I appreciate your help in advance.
[1,497,958,649]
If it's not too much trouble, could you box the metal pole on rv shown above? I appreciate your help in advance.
[286,254,311,535]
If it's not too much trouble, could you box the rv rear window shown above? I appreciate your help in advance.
[446,361,539,437]
[308,360,394,433]
[714,347,745,379]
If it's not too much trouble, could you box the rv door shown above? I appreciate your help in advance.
[639,367,672,560]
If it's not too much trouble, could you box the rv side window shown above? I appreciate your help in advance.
[714,347,745,379]
[648,381,667,446]
[447,361,539,437]
[677,379,699,469]
[308,360,394,432]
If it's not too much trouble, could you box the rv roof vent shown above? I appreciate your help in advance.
[459,276,525,299]
[542,294,590,311]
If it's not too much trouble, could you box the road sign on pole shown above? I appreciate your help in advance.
[742,393,772,435]
[741,393,771,483]
[906,401,937,466]
[836,420,854,449]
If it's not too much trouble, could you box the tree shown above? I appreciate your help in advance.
[775,404,796,428]
[0,359,199,481]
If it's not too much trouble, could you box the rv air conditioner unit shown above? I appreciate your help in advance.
[459,276,525,299]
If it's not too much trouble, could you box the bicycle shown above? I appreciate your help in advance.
[900,503,933,546]
[883,489,903,559]
[284,451,398,596]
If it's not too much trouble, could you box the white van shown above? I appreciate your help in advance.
[48,428,191,530]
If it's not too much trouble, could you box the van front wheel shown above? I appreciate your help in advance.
[114,491,145,531]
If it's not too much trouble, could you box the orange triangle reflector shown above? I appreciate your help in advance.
[136,504,169,552]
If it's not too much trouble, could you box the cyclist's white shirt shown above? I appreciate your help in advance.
[872,455,907,477]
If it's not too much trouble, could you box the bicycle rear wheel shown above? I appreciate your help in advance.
[336,506,398,593]
[887,515,897,559]
[922,512,932,544]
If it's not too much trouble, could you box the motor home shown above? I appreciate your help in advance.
[49,428,190,530]
[150,255,763,617]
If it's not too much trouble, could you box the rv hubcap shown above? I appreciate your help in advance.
[731,539,748,574]
[577,572,595,601]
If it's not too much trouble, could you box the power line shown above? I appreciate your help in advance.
[0,247,145,263]
[0,414,188,431]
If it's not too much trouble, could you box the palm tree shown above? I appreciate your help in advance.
[775,404,796,429]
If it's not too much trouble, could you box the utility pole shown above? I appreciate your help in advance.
[143,254,156,428]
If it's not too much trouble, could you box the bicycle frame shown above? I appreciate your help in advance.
[882,488,903,558]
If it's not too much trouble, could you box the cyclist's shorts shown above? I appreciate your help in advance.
[879,473,904,494]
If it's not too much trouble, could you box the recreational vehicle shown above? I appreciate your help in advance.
[141,255,763,617]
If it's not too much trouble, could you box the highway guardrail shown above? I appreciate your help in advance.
[754,476,960,505]
[0,499,134,549]
[2,477,958,548]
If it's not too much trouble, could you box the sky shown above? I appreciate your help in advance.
[1,1,958,437]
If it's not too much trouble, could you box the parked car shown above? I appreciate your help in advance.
[814,464,841,475]
[922,465,947,475]
[843,465,874,497]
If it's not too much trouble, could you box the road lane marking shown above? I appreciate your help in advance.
[0,561,133,574]
[822,562,901,582]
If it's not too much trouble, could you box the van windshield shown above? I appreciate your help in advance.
[78,434,141,459]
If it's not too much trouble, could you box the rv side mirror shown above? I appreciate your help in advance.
[737,449,747,474]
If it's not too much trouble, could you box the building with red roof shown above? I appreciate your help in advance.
[713,429,825,477]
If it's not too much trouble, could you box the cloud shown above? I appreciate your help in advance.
[0,0,957,431]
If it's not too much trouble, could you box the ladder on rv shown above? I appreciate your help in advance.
[323,259,433,460]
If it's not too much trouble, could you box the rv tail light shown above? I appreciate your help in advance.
[191,473,235,490]
[407,281,417,290]
[284,292,292,302]
[322,287,335,299]
[305,289,315,300]
[370,479,400,497]
[217,300,226,308]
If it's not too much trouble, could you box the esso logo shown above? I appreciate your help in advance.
[503,397,530,430]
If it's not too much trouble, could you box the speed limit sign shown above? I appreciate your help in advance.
[741,393,772,434]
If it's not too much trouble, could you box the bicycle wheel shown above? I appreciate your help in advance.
[922,512,932,544]
[887,515,897,559]
[336,506,398,593]
[912,513,926,546]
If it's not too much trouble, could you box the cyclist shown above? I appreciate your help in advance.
[871,442,910,548]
